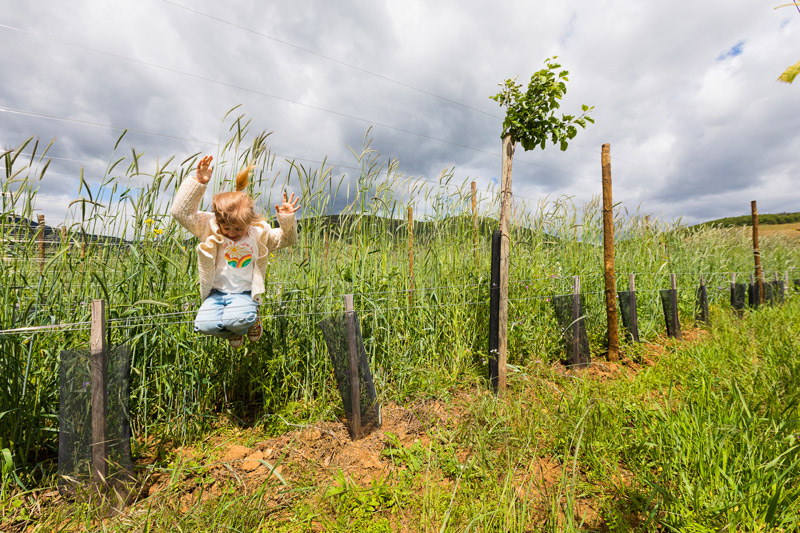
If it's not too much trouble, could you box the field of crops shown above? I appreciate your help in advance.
[2,125,800,530]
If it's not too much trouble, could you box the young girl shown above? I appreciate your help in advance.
[171,154,299,348]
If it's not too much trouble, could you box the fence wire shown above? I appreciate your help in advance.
[0,270,795,336]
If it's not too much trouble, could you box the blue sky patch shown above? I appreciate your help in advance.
[717,40,745,61]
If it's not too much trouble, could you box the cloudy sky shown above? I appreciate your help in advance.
[1,0,798,230]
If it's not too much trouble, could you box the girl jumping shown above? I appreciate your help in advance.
[171,154,299,348]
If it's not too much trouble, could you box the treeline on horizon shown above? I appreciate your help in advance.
[694,211,800,229]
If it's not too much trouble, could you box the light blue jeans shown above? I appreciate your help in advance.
[194,290,258,339]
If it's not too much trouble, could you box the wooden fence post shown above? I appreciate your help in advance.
[497,133,514,394]
[37,214,45,276]
[90,299,108,483]
[751,201,764,305]
[408,206,414,305]
[572,276,581,363]
[601,144,619,362]
[786,271,790,299]
[344,295,362,440]
[627,273,639,342]
[471,181,478,259]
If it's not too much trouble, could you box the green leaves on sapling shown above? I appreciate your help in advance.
[490,56,594,152]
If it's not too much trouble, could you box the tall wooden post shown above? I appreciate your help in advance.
[497,133,514,393]
[572,276,581,363]
[344,295,362,440]
[471,181,478,255]
[786,272,790,299]
[90,299,108,482]
[751,201,764,305]
[407,206,414,305]
[37,214,45,276]
[626,273,639,342]
[601,145,619,361]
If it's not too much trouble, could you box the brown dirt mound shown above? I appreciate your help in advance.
[141,397,466,510]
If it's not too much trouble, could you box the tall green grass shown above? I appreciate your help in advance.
[17,298,800,531]
[1,113,799,495]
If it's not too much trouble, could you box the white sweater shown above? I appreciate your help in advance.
[170,176,297,303]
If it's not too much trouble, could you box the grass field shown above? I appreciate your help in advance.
[4,299,800,531]
[2,121,799,531]
[756,222,800,241]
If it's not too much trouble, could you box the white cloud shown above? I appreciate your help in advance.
[0,0,798,231]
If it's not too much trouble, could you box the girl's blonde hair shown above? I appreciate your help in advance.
[212,192,263,228]
[212,164,263,227]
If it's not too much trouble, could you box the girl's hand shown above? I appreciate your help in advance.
[275,192,300,215]
[196,155,213,185]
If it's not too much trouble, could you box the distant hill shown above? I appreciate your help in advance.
[1,215,127,246]
[694,212,800,228]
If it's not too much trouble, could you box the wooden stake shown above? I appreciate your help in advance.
[344,295,362,440]
[37,214,45,276]
[751,201,764,305]
[471,181,478,255]
[497,133,514,393]
[90,299,108,483]
[627,273,640,342]
[785,272,790,299]
[573,276,581,362]
[601,144,619,362]
[407,206,414,305]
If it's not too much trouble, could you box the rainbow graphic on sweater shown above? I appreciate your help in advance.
[224,243,253,268]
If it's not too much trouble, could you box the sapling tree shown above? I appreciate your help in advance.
[488,57,594,390]
[490,56,594,152]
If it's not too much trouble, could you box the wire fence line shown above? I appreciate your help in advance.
[0,268,795,336]
[3,269,790,292]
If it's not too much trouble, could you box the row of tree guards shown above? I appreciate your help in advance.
[67,263,792,492]
[487,141,787,394]
[62,292,385,495]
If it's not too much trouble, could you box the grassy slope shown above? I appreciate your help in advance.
[695,212,800,229]
[6,297,800,532]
